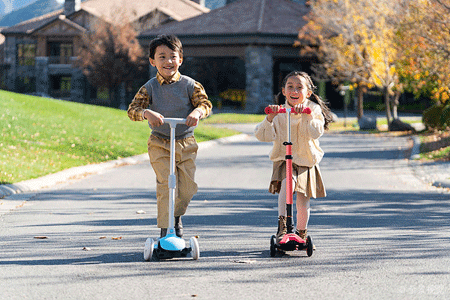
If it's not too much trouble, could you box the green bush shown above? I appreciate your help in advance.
[423,104,446,130]
[440,104,450,128]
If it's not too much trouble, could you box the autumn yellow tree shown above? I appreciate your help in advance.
[396,0,450,106]
[298,0,409,125]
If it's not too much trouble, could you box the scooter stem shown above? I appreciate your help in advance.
[163,118,187,233]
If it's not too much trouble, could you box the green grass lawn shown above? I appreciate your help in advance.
[1,90,439,184]
[0,91,238,184]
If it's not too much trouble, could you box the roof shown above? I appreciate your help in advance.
[1,9,63,34]
[1,0,209,35]
[80,0,209,23]
[140,0,309,38]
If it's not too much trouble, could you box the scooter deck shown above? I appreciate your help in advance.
[270,234,313,257]
[277,233,307,251]
[154,244,192,260]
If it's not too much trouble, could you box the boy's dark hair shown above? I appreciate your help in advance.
[276,71,333,130]
[148,34,183,59]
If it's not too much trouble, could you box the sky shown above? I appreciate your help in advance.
[0,0,41,15]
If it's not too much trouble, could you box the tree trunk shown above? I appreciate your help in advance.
[384,86,392,124]
[392,91,400,120]
[357,85,364,119]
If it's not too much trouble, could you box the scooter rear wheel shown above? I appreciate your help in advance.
[306,236,313,257]
[144,238,155,261]
[190,237,200,260]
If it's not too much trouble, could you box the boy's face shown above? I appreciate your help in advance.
[149,45,183,79]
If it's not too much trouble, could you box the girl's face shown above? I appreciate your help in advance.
[282,75,311,107]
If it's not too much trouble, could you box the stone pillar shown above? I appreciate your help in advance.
[35,57,49,96]
[245,46,273,114]
[5,36,17,91]
[119,82,127,110]
[70,58,85,103]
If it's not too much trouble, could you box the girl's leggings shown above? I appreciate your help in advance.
[278,178,310,230]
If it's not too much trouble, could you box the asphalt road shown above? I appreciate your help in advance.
[1,125,449,299]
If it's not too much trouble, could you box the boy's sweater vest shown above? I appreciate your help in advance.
[144,75,196,139]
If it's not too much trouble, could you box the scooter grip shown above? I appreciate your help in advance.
[264,106,286,114]
[264,106,311,115]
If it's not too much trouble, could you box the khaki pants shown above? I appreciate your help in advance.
[148,135,198,228]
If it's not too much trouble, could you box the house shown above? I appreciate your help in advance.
[0,0,209,103]
[139,0,312,113]
[0,29,6,89]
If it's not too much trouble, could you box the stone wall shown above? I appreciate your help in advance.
[245,46,273,114]
[35,57,49,96]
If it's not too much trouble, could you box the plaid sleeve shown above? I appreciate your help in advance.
[191,81,212,119]
[127,86,150,121]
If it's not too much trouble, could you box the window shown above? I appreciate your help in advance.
[17,44,36,66]
[50,75,71,98]
[48,42,73,64]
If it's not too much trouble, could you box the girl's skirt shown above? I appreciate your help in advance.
[269,160,326,199]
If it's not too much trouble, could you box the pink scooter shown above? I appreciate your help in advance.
[265,106,314,257]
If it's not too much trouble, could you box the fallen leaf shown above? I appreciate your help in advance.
[99,236,107,239]
[112,237,122,240]
[34,236,48,239]
[232,259,256,264]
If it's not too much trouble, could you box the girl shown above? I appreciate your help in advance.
[254,71,333,244]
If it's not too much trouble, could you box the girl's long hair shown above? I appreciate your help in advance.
[275,71,333,130]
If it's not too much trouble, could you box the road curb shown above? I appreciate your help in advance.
[409,135,450,189]
[0,134,250,199]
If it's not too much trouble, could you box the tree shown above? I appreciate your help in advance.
[396,0,450,107]
[76,6,147,107]
[297,0,408,124]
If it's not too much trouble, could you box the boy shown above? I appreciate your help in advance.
[127,34,212,238]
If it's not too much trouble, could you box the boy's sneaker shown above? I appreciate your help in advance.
[160,217,183,238]
[175,216,183,238]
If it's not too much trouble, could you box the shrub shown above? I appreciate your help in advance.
[440,104,450,128]
[423,104,446,130]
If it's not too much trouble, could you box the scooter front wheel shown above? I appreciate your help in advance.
[190,237,200,260]
[144,238,155,261]
[270,235,277,257]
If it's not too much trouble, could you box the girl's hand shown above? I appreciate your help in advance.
[144,109,164,127]
[186,109,202,127]
[266,105,281,123]
[292,104,304,114]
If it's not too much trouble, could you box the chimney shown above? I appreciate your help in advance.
[64,0,81,15]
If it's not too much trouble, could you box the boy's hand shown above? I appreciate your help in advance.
[266,105,281,123]
[144,109,164,127]
[186,109,202,127]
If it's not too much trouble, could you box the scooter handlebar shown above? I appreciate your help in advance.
[264,106,311,115]
[163,118,187,128]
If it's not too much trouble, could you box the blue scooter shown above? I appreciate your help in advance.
[143,118,200,261]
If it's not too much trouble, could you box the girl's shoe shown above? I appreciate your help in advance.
[295,229,307,240]
[276,216,287,243]
[295,229,316,250]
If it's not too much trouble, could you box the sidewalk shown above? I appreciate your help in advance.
[1,123,448,206]
[0,133,249,211]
